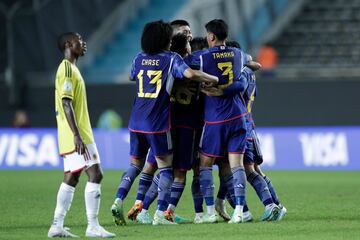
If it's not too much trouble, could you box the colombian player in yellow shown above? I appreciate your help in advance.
[48,32,115,238]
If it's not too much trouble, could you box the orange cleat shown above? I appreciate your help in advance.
[164,209,175,222]
[127,202,143,221]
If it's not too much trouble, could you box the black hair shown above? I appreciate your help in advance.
[141,20,173,55]
[205,19,228,41]
[226,40,241,49]
[190,37,208,51]
[170,19,190,27]
[170,34,188,57]
[57,32,77,52]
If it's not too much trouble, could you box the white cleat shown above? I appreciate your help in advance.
[48,226,79,238]
[85,225,116,238]
[215,199,231,221]
[276,204,287,221]
[243,211,254,222]
[193,213,203,224]
[228,211,243,224]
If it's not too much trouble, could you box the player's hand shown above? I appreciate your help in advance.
[201,87,224,96]
[74,134,90,161]
[201,82,216,88]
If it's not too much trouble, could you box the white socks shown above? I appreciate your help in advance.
[206,205,215,215]
[85,182,101,227]
[52,183,75,228]
[235,205,244,215]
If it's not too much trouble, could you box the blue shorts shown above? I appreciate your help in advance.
[172,126,196,171]
[199,118,247,158]
[146,149,157,165]
[244,129,263,165]
[130,131,172,158]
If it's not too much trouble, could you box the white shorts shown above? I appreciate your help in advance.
[63,143,101,173]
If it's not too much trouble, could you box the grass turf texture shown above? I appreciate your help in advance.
[0,170,359,239]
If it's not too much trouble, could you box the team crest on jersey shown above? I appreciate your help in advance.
[63,81,72,92]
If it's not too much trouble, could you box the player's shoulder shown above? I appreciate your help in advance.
[56,59,73,77]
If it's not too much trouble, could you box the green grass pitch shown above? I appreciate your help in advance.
[0,170,359,239]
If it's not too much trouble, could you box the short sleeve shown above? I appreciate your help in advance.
[187,51,202,70]
[129,57,137,81]
[60,61,76,100]
[171,53,189,79]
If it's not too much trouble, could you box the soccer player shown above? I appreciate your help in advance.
[125,20,195,223]
[193,19,249,224]
[171,19,193,41]
[217,40,286,221]
[48,32,115,238]
[135,34,196,224]
[111,20,218,225]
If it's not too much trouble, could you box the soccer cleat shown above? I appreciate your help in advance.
[276,204,287,221]
[260,203,280,221]
[48,226,79,238]
[215,199,230,221]
[152,213,177,225]
[85,225,116,238]
[136,211,152,224]
[197,214,218,224]
[111,198,126,226]
[164,209,175,222]
[193,213,203,224]
[243,211,254,222]
[174,214,191,223]
[228,211,243,224]
[127,202,143,221]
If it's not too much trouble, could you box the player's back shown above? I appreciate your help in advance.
[129,51,187,133]
[242,66,257,127]
[200,45,247,123]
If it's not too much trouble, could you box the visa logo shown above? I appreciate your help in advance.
[0,133,59,167]
[298,132,349,167]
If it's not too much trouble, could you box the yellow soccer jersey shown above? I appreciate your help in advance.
[55,59,94,154]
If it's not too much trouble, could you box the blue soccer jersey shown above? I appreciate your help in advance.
[128,51,189,133]
[191,46,248,124]
[170,53,203,129]
[241,66,257,128]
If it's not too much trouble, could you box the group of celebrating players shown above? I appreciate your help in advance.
[48,17,286,238]
[111,18,287,226]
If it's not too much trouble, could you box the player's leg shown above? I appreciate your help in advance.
[165,127,195,223]
[191,162,204,223]
[48,152,85,238]
[128,151,158,221]
[245,163,279,221]
[148,131,176,225]
[227,120,248,224]
[192,129,204,223]
[255,164,287,220]
[215,159,232,221]
[198,123,224,223]
[137,173,160,224]
[111,131,148,225]
[165,169,189,223]
[84,145,115,237]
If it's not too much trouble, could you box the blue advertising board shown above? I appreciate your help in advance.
[0,127,359,170]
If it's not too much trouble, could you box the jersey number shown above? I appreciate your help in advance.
[137,70,162,98]
[217,62,233,89]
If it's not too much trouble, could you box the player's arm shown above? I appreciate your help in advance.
[245,60,262,71]
[62,98,90,159]
[183,68,218,84]
[201,68,250,97]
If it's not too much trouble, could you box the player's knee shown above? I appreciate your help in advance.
[244,164,255,177]
[63,173,81,187]
[174,169,187,183]
[90,170,103,183]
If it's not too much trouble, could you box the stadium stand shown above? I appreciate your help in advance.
[272,0,360,68]
[83,0,186,84]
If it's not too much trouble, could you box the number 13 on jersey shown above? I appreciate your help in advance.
[137,70,162,98]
